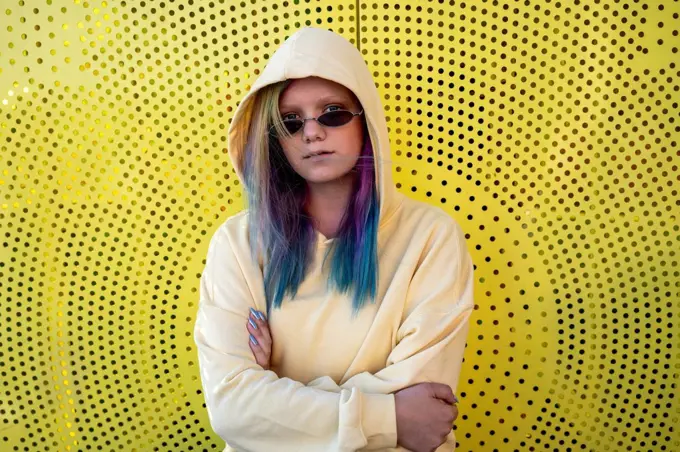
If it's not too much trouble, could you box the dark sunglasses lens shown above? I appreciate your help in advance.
[282,120,303,134]
[318,110,354,127]
[277,111,355,135]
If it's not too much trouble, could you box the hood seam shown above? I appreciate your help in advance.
[283,33,301,80]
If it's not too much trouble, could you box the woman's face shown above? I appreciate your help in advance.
[276,76,364,185]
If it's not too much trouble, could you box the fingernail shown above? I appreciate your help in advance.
[257,311,266,321]
[248,318,257,329]
[250,307,258,317]
[453,395,459,403]
[250,334,258,345]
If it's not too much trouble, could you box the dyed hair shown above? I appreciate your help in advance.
[240,80,379,317]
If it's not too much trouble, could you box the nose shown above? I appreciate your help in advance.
[302,118,325,142]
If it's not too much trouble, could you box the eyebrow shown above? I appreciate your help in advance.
[279,95,351,112]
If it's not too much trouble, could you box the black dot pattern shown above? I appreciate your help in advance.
[1,1,678,451]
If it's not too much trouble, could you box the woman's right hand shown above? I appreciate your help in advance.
[246,307,273,370]
[394,383,459,452]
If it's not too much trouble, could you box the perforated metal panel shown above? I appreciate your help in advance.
[1,1,678,451]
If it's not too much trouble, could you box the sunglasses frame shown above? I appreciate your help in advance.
[271,109,364,136]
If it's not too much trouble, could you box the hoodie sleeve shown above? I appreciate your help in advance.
[193,224,397,452]
[346,218,473,389]
[337,219,475,451]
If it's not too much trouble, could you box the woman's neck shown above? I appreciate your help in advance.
[304,174,355,239]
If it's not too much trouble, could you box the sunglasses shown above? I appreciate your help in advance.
[271,109,364,136]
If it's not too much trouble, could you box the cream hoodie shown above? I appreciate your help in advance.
[194,27,475,452]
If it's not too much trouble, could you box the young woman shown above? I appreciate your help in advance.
[194,27,475,452]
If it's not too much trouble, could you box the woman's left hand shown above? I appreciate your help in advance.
[246,307,272,370]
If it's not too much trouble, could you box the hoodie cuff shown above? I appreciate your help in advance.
[361,392,398,449]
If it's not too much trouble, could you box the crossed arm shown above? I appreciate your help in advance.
[193,221,474,451]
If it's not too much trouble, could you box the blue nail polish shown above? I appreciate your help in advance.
[250,334,258,345]
[250,307,257,317]
[257,311,266,321]
[248,318,257,329]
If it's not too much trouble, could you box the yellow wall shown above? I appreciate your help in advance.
[1,1,678,450]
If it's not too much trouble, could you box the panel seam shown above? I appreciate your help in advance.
[356,0,361,51]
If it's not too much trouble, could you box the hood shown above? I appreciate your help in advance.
[227,26,401,230]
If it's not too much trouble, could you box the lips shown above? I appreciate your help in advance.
[304,151,334,159]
